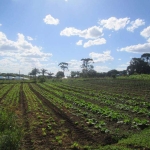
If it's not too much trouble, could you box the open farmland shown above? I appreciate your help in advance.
[0,79,150,150]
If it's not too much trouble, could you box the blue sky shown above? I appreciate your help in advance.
[0,0,150,76]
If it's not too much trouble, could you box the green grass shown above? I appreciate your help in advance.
[118,128,150,148]
[118,74,150,80]
[98,128,150,150]
[0,107,22,150]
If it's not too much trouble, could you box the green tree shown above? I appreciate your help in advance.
[127,58,150,75]
[87,69,97,77]
[81,58,94,77]
[107,69,119,78]
[41,68,47,77]
[47,72,54,79]
[58,62,68,72]
[70,71,80,78]
[30,68,40,82]
[56,71,64,78]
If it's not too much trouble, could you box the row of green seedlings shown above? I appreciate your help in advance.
[74,78,150,89]
[40,83,150,143]
[36,83,119,134]
[0,84,22,150]
[23,83,68,147]
[32,84,109,135]
[0,84,13,99]
[1,84,20,106]
[43,83,148,119]
[62,79,150,99]
[0,84,7,90]
[50,82,150,117]
[41,83,149,131]
[54,82,149,105]
[50,82,146,103]
[23,84,56,135]
[29,84,90,148]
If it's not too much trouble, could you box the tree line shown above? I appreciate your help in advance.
[127,53,150,75]
[21,53,150,80]
[1,53,149,80]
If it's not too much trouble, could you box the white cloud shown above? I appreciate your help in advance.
[147,38,150,43]
[94,66,110,72]
[60,26,103,39]
[76,40,83,46]
[43,14,59,25]
[99,17,130,30]
[0,24,2,26]
[127,19,145,32]
[140,26,150,38]
[68,59,82,71]
[0,32,52,74]
[83,38,106,48]
[118,58,121,61]
[118,43,150,53]
[60,27,80,36]
[116,62,129,71]
[89,51,114,63]
[27,36,33,41]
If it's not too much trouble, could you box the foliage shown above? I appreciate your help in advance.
[38,76,46,83]
[107,69,119,77]
[81,58,93,71]
[56,71,64,78]
[0,108,22,150]
[127,57,150,75]
[58,62,68,72]
[47,72,54,78]
[41,68,47,77]
[118,128,150,149]
[81,58,94,77]
[71,71,80,78]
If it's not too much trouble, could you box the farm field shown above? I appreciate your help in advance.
[0,78,150,150]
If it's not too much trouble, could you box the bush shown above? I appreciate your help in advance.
[38,76,46,83]
[0,108,22,150]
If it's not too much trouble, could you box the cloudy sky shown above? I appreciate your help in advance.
[0,0,150,76]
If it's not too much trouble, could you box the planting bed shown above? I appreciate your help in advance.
[0,79,150,149]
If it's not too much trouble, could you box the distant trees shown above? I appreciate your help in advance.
[26,53,150,80]
[70,71,80,78]
[107,69,119,78]
[127,54,150,75]
[41,68,47,77]
[29,68,40,82]
[81,58,94,77]
[47,72,54,79]
[58,62,68,72]
[81,58,94,72]
[56,71,64,78]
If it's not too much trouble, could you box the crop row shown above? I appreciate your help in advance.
[33,83,149,139]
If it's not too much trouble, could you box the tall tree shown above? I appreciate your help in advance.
[81,58,93,72]
[41,68,47,77]
[58,62,68,73]
[31,68,40,82]
[81,58,94,77]
[47,72,54,78]
[127,58,150,75]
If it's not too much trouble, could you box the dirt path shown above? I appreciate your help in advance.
[19,83,34,150]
